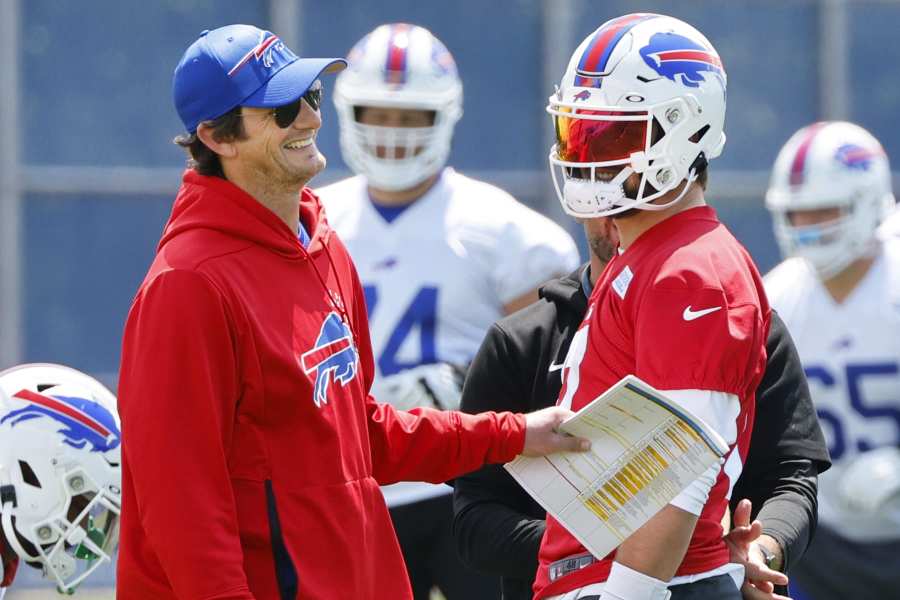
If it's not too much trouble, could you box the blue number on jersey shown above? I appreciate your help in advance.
[363,285,438,376]
[805,361,900,461]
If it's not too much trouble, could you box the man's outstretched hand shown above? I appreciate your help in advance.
[724,498,791,600]
[522,406,591,456]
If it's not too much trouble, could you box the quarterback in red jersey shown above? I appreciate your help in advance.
[116,25,586,600]
[535,14,771,600]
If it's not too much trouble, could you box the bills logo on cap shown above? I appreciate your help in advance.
[2,388,120,453]
[835,143,882,171]
[301,313,359,408]
[228,31,285,77]
[639,32,724,89]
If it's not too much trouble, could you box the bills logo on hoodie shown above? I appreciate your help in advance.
[301,312,359,407]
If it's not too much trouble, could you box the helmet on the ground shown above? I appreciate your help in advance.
[0,363,121,593]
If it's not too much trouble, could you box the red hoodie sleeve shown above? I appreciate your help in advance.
[367,402,526,485]
[1,536,18,588]
[344,259,526,484]
[118,269,254,599]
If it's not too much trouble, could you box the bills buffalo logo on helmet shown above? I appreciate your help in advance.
[573,90,592,102]
[639,32,724,89]
[301,312,359,407]
[835,143,882,171]
[1,388,120,453]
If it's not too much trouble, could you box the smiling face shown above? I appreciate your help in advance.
[233,95,326,190]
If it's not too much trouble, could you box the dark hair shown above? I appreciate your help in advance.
[696,166,708,190]
[173,106,246,178]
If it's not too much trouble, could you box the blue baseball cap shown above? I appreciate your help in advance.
[173,24,347,133]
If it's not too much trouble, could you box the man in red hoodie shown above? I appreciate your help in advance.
[117,24,587,600]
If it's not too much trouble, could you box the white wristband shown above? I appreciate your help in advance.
[600,562,671,600]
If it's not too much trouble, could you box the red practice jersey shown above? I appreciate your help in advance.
[535,206,770,598]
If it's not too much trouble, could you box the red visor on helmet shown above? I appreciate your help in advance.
[554,109,648,163]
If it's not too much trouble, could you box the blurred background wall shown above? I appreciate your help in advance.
[1,0,899,589]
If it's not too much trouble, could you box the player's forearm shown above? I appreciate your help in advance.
[613,504,698,580]
[734,458,818,572]
[368,403,526,484]
[757,490,816,572]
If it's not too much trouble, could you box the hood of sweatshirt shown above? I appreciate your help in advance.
[538,263,590,317]
[158,170,332,259]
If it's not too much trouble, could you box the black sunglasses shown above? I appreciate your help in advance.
[270,80,324,128]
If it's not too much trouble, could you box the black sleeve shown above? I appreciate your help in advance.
[730,310,831,572]
[742,459,819,573]
[452,322,548,581]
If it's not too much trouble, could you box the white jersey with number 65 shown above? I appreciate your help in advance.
[765,238,900,541]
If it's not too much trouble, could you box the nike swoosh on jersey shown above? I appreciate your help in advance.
[548,363,565,373]
[682,305,723,321]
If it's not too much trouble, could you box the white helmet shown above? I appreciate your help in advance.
[766,121,895,278]
[0,364,121,593]
[548,13,727,218]
[334,23,463,191]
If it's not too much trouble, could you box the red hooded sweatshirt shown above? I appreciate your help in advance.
[0,539,17,589]
[116,171,526,599]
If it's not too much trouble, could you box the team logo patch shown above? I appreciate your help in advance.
[835,143,880,171]
[301,312,359,407]
[639,32,724,89]
[573,90,592,102]
[431,40,457,76]
[228,32,286,77]
[612,265,634,300]
[2,388,120,453]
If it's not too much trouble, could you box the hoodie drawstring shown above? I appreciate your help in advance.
[302,240,359,350]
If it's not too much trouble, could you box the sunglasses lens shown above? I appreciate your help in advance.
[274,99,302,128]
[271,83,324,128]
[303,83,323,112]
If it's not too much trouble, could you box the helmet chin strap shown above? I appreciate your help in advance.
[637,170,698,212]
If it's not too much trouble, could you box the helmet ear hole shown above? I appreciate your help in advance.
[690,125,710,143]
[651,118,664,144]
[18,460,41,488]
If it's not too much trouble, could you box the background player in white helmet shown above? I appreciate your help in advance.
[317,23,579,600]
[764,121,900,600]
[0,363,121,598]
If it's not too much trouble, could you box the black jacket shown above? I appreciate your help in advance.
[453,265,831,600]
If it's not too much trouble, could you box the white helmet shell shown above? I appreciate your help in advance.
[766,121,895,278]
[0,364,121,593]
[334,23,463,191]
[548,13,727,218]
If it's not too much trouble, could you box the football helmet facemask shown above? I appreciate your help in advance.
[766,121,894,278]
[334,23,463,191]
[548,13,727,218]
[0,364,121,593]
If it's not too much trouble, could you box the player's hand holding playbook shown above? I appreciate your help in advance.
[522,406,591,457]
